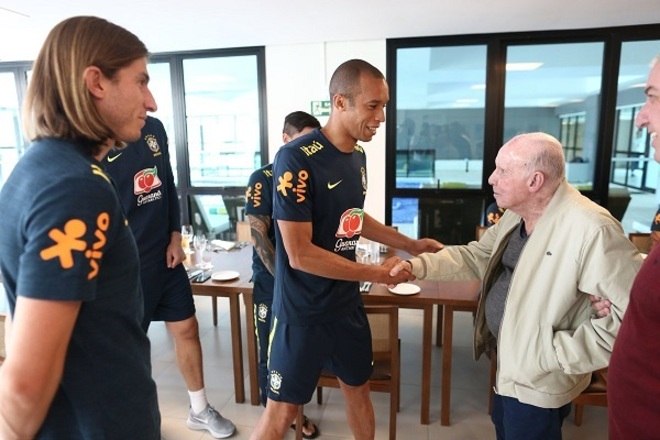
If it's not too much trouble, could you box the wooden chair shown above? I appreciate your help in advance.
[475,225,489,241]
[628,232,652,254]
[572,368,608,426]
[298,305,400,440]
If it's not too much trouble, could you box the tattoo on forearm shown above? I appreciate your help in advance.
[248,215,275,276]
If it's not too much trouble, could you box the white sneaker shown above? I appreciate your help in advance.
[186,405,236,438]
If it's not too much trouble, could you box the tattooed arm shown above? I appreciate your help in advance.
[248,214,275,276]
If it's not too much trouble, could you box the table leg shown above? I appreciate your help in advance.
[440,304,454,425]
[228,295,245,403]
[435,305,443,347]
[243,293,260,405]
[212,296,218,326]
[420,305,432,425]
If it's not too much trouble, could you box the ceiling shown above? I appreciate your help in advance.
[2,0,660,62]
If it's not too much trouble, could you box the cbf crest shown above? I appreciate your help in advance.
[257,303,268,322]
[144,134,161,154]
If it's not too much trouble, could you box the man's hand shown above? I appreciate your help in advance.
[388,259,413,279]
[409,238,443,256]
[166,232,186,268]
[378,256,414,286]
[589,295,612,318]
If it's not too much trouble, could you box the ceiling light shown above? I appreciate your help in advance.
[506,62,543,71]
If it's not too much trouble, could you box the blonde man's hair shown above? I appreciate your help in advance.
[23,16,148,155]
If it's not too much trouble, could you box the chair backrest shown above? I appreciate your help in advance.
[475,225,488,241]
[628,232,652,254]
[367,305,398,363]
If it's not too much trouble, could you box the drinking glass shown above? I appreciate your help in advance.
[201,243,214,269]
[181,225,193,252]
[193,233,208,254]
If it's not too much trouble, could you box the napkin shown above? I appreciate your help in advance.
[211,239,236,251]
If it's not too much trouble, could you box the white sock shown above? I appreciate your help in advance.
[188,388,209,414]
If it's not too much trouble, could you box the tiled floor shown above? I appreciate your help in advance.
[150,297,609,439]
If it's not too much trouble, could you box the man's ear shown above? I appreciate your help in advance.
[83,66,105,99]
[332,93,347,112]
[528,171,545,193]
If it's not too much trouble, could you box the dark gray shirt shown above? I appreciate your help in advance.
[485,221,529,339]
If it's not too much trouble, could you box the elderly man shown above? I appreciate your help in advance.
[391,132,641,440]
[608,56,660,439]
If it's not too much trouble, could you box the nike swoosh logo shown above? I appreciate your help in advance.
[327,180,343,190]
[107,153,123,163]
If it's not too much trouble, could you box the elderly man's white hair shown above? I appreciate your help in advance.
[507,132,566,183]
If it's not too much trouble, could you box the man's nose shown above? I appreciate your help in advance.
[636,105,648,128]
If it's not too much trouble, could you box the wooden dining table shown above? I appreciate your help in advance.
[191,245,480,425]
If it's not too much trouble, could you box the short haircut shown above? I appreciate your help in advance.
[22,16,148,155]
[282,111,320,137]
[513,132,566,182]
[328,59,385,104]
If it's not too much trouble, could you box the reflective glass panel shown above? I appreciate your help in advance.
[611,40,660,232]
[183,55,260,187]
[395,45,487,190]
[147,62,177,183]
[0,72,22,190]
[504,42,605,190]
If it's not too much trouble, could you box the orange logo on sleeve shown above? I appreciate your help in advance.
[277,171,294,196]
[276,170,309,203]
[39,212,111,280]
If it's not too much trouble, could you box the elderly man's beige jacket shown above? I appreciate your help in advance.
[409,181,642,408]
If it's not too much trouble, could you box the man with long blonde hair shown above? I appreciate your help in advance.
[0,16,160,438]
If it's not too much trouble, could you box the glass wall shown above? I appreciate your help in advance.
[0,47,267,240]
[611,40,660,232]
[388,25,660,242]
[395,45,487,191]
[504,42,604,191]
[0,70,25,189]
[147,62,176,183]
[183,55,261,188]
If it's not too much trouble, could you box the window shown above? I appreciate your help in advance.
[387,25,660,241]
[394,45,487,190]
[183,55,261,188]
[504,42,605,190]
[0,69,26,189]
[0,48,266,240]
[147,62,177,183]
[610,39,660,232]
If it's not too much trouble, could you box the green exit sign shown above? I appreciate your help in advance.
[310,100,331,117]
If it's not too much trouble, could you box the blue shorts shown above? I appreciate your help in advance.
[140,259,196,331]
[266,305,372,404]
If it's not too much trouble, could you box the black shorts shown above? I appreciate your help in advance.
[140,259,196,330]
[266,305,372,404]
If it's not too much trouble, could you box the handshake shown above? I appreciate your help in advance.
[375,257,415,287]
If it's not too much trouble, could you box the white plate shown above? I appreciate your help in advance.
[211,270,240,281]
[388,283,421,295]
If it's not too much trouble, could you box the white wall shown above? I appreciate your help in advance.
[265,40,387,222]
